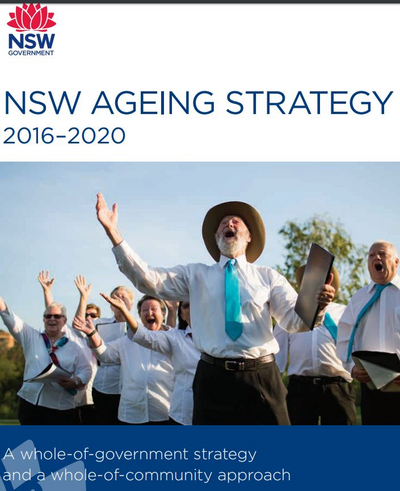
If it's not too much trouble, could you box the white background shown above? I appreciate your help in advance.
[1,3,399,161]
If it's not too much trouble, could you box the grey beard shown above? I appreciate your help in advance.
[215,233,248,258]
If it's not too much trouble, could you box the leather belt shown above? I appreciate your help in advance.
[201,352,275,371]
[291,375,348,385]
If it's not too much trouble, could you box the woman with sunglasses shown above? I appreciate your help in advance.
[38,271,99,425]
[97,296,200,425]
[0,295,93,425]
[85,304,101,320]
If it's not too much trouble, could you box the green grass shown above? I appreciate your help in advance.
[0,419,19,425]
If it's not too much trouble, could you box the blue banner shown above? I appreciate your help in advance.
[0,426,394,491]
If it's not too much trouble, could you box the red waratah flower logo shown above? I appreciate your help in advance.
[7,3,56,32]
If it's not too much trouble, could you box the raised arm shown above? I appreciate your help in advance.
[165,301,179,328]
[37,270,55,307]
[96,193,124,246]
[0,297,6,312]
[100,293,138,334]
[74,275,92,319]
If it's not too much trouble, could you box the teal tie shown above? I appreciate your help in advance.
[225,259,243,340]
[347,283,390,362]
[324,312,337,342]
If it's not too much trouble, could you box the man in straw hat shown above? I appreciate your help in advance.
[275,266,356,425]
[95,194,335,424]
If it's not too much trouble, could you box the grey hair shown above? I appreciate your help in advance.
[44,302,67,318]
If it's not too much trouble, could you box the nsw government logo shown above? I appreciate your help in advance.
[7,3,56,57]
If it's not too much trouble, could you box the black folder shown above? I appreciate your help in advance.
[294,243,334,330]
[352,351,400,392]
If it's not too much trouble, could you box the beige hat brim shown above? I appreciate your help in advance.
[202,201,266,263]
[296,264,340,292]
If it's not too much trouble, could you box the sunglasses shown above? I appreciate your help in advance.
[85,313,97,319]
[181,303,190,309]
[44,314,64,320]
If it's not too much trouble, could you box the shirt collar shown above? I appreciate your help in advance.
[218,253,247,269]
[367,275,400,292]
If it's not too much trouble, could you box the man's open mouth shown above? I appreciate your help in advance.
[224,230,235,238]
[375,263,383,272]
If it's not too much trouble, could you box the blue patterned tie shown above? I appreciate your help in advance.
[225,259,243,340]
[347,283,390,362]
[324,312,337,342]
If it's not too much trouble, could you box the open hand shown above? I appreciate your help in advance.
[74,275,91,299]
[38,270,55,292]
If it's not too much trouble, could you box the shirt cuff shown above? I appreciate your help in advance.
[112,240,133,261]
[92,343,107,356]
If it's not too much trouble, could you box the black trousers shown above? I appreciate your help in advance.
[18,397,77,425]
[192,359,290,425]
[76,404,96,425]
[361,383,400,424]
[92,388,121,425]
[286,376,356,425]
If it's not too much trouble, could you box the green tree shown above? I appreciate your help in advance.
[0,342,24,419]
[276,214,368,303]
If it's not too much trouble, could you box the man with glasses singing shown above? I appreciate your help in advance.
[0,297,93,425]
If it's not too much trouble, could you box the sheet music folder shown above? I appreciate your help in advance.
[294,243,335,330]
[352,351,400,392]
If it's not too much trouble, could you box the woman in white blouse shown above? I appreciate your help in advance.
[0,297,93,425]
[73,295,174,424]
[98,296,200,425]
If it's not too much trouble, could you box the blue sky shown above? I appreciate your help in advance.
[0,161,399,329]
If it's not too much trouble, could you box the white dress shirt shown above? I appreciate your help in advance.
[113,241,308,359]
[275,302,351,382]
[132,325,200,425]
[92,316,127,394]
[337,275,400,372]
[93,333,174,424]
[67,326,98,406]
[0,308,93,410]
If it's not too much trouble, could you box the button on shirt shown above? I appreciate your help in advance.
[113,241,308,359]
[337,276,400,372]
[275,302,351,382]
[93,333,174,424]
[132,325,200,425]
[0,308,92,410]
[92,316,127,394]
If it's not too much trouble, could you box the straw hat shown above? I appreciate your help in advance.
[295,264,340,292]
[202,201,266,263]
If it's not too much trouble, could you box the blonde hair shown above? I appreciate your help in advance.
[110,286,134,300]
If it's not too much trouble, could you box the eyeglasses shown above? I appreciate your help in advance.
[44,314,64,320]
[86,313,97,319]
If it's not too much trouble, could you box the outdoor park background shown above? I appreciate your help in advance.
[0,160,399,422]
